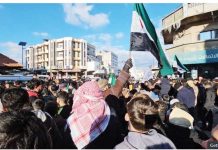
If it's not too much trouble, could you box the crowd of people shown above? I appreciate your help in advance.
[0,58,217,149]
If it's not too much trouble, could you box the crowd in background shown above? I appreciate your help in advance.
[0,58,217,149]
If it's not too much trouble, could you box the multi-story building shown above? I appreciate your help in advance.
[96,51,118,75]
[26,37,95,79]
[162,3,218,78]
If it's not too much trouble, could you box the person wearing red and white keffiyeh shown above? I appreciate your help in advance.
[67,81,111,148]
[67,59,133,149]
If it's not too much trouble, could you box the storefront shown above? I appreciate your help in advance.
[168,48,218,78]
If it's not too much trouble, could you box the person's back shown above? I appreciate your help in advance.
[204,87,216,111]
[166,123,202,149]
[160,77,171,97]
[203,105,218,131]
[56,91,71,119]
[44,101,76,149]
[165,107,202,149]
[0,110,52,149]
[177,86,195,108]
[32,99,63,149]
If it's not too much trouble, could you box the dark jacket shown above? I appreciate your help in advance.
[168,86,178,98]
[165,123,202,149]
[58,105,71,119]
[33,110,63,149]
[54,115,76,149]
[203,106,218,131]
[204,87,216,111]
[196,83,206,106]
[115,130,176,149]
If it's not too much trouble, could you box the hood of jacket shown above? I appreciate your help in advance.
[115,130,175,149]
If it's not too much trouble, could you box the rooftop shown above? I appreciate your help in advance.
[0,53,22,68]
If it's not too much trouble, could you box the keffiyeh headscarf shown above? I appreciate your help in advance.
[67,81,110,149]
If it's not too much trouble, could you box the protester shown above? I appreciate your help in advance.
[201,125,218,149]
[202,96,218,132]
[1,88,31,111]
[165,107,202,149]
[67,58,132,149]
[1,57,218,149]
[97,79,109,92]
[27,79,43,102]
[44,101,76,149]
[56,91,71,119]
[160,77,171,97]
[0,110,52,149]
[115,94,176,149]
[204,80,216,111]
[176,78,196,117]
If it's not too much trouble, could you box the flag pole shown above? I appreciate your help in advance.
[129,50,132,59]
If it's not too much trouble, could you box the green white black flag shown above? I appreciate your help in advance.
[173,55,189,73]
[130,3,174,76]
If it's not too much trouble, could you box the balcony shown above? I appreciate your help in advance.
[74,57,80,61]
[56,48,64,51]
[57,57,63,60]
[74,48,81,51]
[38,59,44,63]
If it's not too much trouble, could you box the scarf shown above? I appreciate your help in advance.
[67,81,110,148]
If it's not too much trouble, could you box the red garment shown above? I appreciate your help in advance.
[27,90,39,98]
[67,81,110,149]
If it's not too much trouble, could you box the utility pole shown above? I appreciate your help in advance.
[18,41,27,68]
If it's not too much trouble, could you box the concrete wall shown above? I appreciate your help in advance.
[172,20,218,46]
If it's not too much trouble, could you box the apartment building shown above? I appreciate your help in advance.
[26,37,95,79]
[162,3,218,78]
[96,51,118,75]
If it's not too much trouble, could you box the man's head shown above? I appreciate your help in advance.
[0,110,52,149]
[50,84,59,92]
[32,99,45,111]
[186,77,194,87]
[97,79,109,92]
[125,94,159,132]
[44,101,58,117]
[203,80,213,89]
[1,88,30,112]
[56,91,69,106]
[27,79,43,93]
[152,84,161,94]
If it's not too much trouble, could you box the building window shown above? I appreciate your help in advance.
[212,30,218,39]
[77,52,80,57]
[78,43,80,49]
[57,43,63,48]
[58,52,63,57]
[58,61,63,68]
[72,42,75,48]
[199,30,218,41]
[73,51,76,57]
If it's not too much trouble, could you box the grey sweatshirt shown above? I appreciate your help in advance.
[115,130,176,149]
